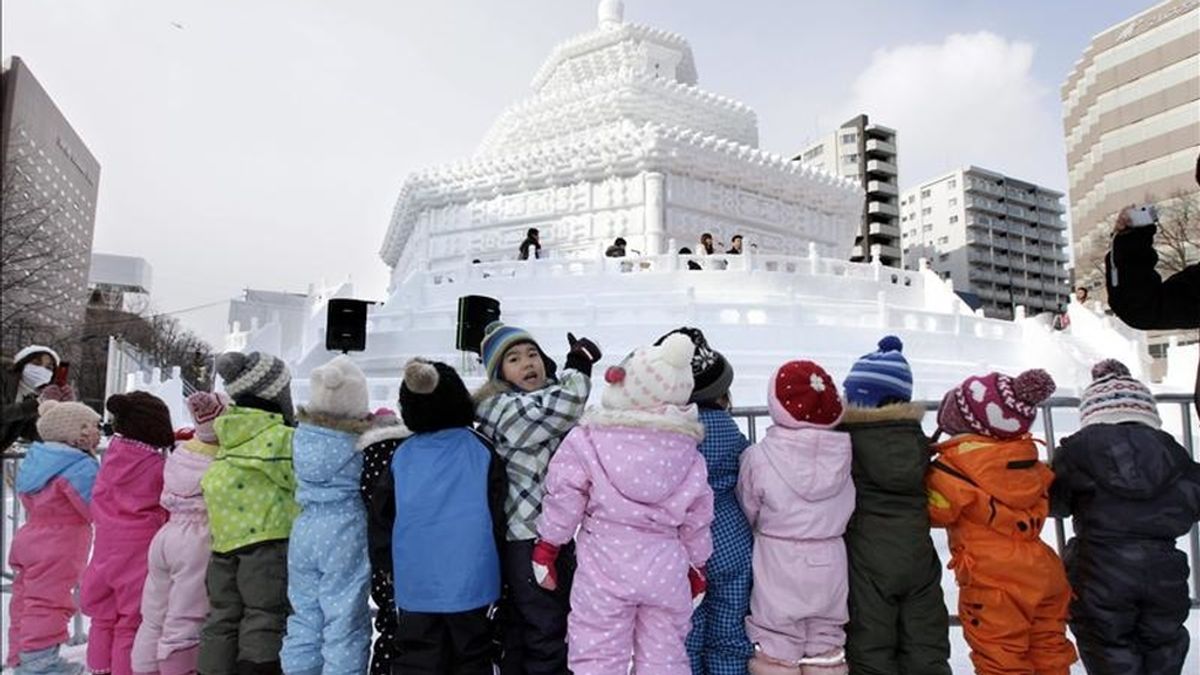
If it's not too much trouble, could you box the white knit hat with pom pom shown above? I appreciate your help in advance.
[1080,359,1161,429]
[601,333,696,411]
[306,355,369,419]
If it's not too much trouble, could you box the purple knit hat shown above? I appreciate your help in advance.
[937,369,1056,439]
[187,391,230,444]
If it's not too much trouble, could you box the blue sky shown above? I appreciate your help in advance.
[1,0,1156,345]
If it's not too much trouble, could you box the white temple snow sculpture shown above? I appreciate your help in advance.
[236,2,1159,408]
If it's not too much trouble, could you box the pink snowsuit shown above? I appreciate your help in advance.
[737,424,855,663]
[538,418,715,675]
[5,441,98,666]
[81,435,168,675]
[131,440,216,675]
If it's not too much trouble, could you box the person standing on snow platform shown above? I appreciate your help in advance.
[519,228,542,261]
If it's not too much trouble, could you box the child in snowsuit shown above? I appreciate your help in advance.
[474,321,600,675]
[280,355,374,675]
[535,333,715,675]
[82,392,172,675]
[1051,359,1200,675]
[655,327,754,675]
[738,360,854,675]
[837,337,950,675]
[358,408,412,675]
[6,401,100,675]
[926,369,1077,675]
[375,359,507,674]
[131,391,227,675]
[199,351,299,675]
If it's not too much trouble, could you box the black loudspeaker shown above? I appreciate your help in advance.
[457,295,501,354]
[325,299,371,353]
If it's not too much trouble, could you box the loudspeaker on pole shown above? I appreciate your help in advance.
[456,295,500,354]
[325,299,372,353]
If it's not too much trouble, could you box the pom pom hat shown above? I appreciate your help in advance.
[936,369,1056,439]
[480,321,539,381]
[106,391,176,448]
[216,350,294,421]
[653,327,734,403]
[842,335,913,408]
[399,358,475,432]
[307,355,369,419]
[1079,359,1161,429]
[601,333,695,411]
[186,391,229,444]
[768,360,844,429]
[36,400,100,448]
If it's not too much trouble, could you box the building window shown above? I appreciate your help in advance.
[922,224,933,232]
[939,253,950,262]
[841,133,857,144]
[948,179,957,189]
[949,197,958,207]
[844,153,859,163]
[921,189,931,198]
[922,207,932,216]
[938,236,949,244]
[949,215,959,224]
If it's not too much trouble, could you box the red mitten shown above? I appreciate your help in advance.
[531,540,560,591]
[174,427,196,441]
[688,566,707,609]
[38,383,75,403]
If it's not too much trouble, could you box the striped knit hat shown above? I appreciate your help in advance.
[1080,359,1160,429]
[186,391,229,444]
[843,336,913,408]
[480,321,539,381]
[216,351,294,422]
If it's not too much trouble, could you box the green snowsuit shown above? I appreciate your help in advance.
[198,405,299,674]
[838,403,950,675]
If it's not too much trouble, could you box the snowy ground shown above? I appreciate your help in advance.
[5,402,1199,672]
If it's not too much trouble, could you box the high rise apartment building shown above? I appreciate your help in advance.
[901,167,1070,320]
[796,115,901,267]
[1062,0,1199,293]
[1,56,100,355]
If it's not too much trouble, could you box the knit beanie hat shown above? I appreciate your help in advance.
[106,391,175,448]
[216,351,294,421]
[601,333,695,411]
[768,360,844,429]
[307,355,370,419]
[937,369,1056,439]
[399,359,476,432]
[843,336,913,408]
[186,391,229,444]
[480,321,539,381]
[1079,359,1161,429]
[653,326,734,403]
[36,400,100,449]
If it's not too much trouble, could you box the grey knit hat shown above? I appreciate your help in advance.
[216,351,294,421]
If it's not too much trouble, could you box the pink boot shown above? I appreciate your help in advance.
[799,648,848,675]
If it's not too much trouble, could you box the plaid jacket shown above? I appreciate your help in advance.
[476,369,590,541]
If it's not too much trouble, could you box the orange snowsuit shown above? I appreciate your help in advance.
[925,434,1076,675]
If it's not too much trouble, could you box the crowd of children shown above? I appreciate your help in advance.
[4,325,1199,675]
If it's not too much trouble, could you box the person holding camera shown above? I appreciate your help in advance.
[1105,156,1200,413]
[2,345,75,451]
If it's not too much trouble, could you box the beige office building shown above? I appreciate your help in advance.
[1062,0,1199,293]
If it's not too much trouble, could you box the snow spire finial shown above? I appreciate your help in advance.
[598,0,624,29]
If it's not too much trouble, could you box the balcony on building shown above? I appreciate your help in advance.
[866,159,897,176]
[867,201,900,218]
[865,138,897,157]
[868,221,900,239]
[866,179,898,196]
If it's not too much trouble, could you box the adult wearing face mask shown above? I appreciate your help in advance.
[2,345,74,451]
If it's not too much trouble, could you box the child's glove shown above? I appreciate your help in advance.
[688,566,707,609]
[564,333,602,377]
[531,540,561,591]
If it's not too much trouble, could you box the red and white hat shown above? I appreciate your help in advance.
[936,369,1055,439]
[601,333,695,411]
[186,391,230,444]
[768,360,844,429]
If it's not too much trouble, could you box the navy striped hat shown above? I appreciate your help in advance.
[843,336,913,408]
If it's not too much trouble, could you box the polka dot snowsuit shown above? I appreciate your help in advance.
[280,421,371,675]
[537,421,714,675]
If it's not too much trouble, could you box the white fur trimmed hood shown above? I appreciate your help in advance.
[581,403,705,441]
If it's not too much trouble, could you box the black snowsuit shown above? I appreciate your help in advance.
[837,404,951,675]
[1051,422,1200,675]
[360,422,413,675]
[1105,224,1200,414]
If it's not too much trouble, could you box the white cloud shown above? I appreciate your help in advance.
[834,32,1067,192]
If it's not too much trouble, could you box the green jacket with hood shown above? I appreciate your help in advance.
[202,405,299,554]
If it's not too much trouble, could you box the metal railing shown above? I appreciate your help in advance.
[3,395,1196,638]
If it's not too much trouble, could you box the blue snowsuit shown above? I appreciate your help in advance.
[687,408,754,675]
[280,420,371,675]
